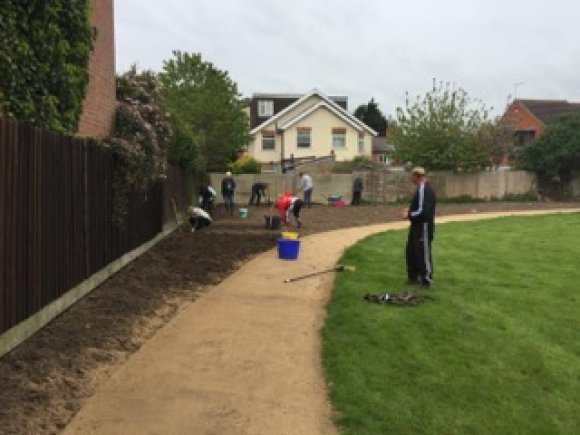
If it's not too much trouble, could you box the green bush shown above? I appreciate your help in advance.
[492,192,539,202]
[394,192,538,204]
[230,156,261,174]
[106,67,172,224]
[437,195,487,204]
[0,1,94,133]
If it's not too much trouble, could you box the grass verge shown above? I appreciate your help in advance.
[323,213,580,434]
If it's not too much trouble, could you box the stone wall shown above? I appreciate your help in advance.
[209,173,355,204]
[209,170,538,204]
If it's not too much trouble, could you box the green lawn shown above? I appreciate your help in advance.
[323,213,580,434]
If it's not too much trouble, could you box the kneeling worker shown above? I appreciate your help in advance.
[275,192,304,228]
[188,206,212,232]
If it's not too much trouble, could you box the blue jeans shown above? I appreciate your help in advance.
[223,193,234,208]
[304,188,313,208]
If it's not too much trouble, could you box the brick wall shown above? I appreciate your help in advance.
[77,0,116,139]
[504,101,545,136]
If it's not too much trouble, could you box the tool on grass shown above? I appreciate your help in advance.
[283,264,356,283]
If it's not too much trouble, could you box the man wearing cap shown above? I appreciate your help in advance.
[401,167,437,288]
[221,171,236,216]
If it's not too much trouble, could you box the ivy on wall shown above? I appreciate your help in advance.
[0,0,93,133]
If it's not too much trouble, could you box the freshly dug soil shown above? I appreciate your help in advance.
[0,201,577,434]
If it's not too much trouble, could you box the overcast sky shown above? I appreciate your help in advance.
[115,0,580,117]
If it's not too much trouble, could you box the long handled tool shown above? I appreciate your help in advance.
[283,264,356,283]
[172,196,182,231]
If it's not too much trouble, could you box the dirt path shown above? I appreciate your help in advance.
[63,209,579,435]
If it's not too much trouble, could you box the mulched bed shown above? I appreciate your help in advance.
[0,201,577,434]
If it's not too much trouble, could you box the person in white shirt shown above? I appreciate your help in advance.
[188,206,212,232]
[298,172,313,208]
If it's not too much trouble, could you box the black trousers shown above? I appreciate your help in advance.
[304,188,312,208]
[351,191,361,205]
[406,222,434,285]
[292,199,303,219]
[249,189,262,205]
[189,216,211,231]
[201,199,214,216]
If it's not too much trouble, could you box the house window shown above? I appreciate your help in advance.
[258,100,274,117]
[378,154,389,164]
[332,128,347,149]
[297,128,311,148]
[262,131,275,150]
[358,133,364,153]
[514,130,536,147]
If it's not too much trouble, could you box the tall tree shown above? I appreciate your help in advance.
[518,112,580,193]
[159,51,249,173]
[392,81,509,171]
[353,98,388,136]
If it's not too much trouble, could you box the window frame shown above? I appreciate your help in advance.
[357,133,365,153]
[296,128,311,148]
[257,100,274,117]
[261,131,276,150]
[332,128,347,149]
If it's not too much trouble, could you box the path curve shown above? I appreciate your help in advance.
[64,209,579,435]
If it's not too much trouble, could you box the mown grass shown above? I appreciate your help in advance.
[323,213,580,434]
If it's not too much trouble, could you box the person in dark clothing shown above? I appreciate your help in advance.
[221,171,236,215]
[198,184,216,215]
[401,167,437,288]
[249,181,268,206]
[351,176,363,205]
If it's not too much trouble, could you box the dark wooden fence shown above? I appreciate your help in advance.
[0,119,177,335]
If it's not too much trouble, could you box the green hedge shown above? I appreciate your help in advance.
[0,1,93,133]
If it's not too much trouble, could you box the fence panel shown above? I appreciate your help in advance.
[0,119,165,335]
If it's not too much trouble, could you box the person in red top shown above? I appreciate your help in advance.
[275,192,304,228]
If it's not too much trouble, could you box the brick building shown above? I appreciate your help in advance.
[77,0,116,139]
[501,99,580,166]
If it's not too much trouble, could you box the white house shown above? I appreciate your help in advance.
[246,89,377,165]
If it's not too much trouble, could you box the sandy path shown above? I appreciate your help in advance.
[63,209,579,435]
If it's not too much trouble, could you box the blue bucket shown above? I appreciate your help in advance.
[277,238,301,260]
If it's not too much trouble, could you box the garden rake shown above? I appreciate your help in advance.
[283,264,356,283]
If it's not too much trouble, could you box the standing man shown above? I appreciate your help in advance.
[221,171,236,216]
[298,172,313,208]
[401,167,437,288]
[351,175,363,205]
[249,181,268,206]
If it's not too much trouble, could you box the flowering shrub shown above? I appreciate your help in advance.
[106,67,172,223]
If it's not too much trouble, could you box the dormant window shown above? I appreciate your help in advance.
[258,100,274,117]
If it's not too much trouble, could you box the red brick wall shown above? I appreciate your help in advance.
[499,101,546,166]
[77,0,115,139]
[504,101,545,136]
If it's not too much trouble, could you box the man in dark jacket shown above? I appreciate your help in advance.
[221,171,236,215]
[401,167,437,288]
[351,176,363,205]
